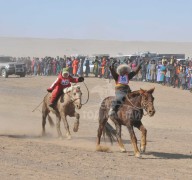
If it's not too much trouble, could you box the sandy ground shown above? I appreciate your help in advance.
[0,75,192,180]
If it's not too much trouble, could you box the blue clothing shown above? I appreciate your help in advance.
[156,65,162,82]
[160,65,166,82]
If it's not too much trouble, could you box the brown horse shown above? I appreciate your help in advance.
[42,85,82,139]
[96,88,155,157]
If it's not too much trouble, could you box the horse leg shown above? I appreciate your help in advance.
[56,115,63,139]
[96,121,105,146]
[127,125,140,158]
[73,112,80,132]
[42,103,49,136]
[134,121,147,153]
[96,118,110,152]
[60,112,71,139]
[114,123,126,152]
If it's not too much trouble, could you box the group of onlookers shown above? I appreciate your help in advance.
[16,56,89,77]
[14,55,192,92]
[134,56,192,92]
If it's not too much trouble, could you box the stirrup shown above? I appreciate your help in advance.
[49,103,56,108]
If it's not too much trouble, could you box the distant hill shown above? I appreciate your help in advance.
[0,37,192,58]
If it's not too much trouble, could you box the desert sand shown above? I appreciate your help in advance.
[0,75,191,180]
[1,37,192,58]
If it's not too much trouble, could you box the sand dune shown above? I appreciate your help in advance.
[0,37,192,58]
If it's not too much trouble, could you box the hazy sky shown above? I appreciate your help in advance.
[0,0,192,41]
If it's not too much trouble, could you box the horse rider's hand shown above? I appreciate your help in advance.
[47,88,53,93]
[78,77,84,82]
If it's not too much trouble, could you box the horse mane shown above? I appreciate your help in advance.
[63,85,80,93]
[127,88,155,99]
[127,90,141,99]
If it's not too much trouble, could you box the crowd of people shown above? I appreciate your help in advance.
[139,56,192,92]
[14,55,192,93]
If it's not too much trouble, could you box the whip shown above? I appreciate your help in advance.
[81,81,89,105]
[32,93,48,112]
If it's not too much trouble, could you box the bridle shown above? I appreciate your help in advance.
[65,81,89,106]
[66,90,81,104]
[125,95,152,116]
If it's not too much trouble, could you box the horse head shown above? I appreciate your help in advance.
[63,85,82,109]
[139,88,155,117]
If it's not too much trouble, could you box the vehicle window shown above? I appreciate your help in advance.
[0,57,12,62]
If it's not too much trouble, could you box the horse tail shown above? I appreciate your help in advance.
[103,122,117,144]
[47,114,55,127]
[98,96,117,144]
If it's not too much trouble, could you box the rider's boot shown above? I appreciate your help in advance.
[108,106,119,120]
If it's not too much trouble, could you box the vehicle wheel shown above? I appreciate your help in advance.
[1,69,8,78]
[20,73,26,77]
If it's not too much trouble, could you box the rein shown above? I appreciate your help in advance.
[66,91,80,103]
[67,81,89,105]
[125,95,149,116]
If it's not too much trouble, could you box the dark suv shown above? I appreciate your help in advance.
[0,56,26,78]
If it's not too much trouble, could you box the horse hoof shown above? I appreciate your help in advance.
[120,148,127,153]
[66,135,71,140]
[140,146,146,153]
[135,152,141,158]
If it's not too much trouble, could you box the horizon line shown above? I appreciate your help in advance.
[0,36,192,43]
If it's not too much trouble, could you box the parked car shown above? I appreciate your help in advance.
[177,59,187,65]
[0,56,26,78]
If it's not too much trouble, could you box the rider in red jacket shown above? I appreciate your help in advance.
[47,68,84,108]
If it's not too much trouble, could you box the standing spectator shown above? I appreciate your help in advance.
[161,56,166,65]
[173,64,180,88]
[31,58,35,75]
[160,61,167,85]
[104,58,111,79]
[77,58,85,77]
[167,62,175,86]
[52,59,57,75]
[100,57,106,78]
[179,68,187,90]
[93,56,100,77]
[150,60,156,83]
[33,59,37,76]
[170,56,176,65]
[37,58,41,76]
[189,69,192,92]
[56,60,61,75]
[66,58,73,76]
[156,61,162,83]
[141,60,147,81]
[165,62,171,86]
[146,61,151,82]
[85,57,90,77]
[47,61,52,75]
[44,59,48,76]
[72,58,79,76]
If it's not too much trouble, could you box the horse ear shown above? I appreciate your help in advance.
[147,87,155,94]
[139,88,145,95]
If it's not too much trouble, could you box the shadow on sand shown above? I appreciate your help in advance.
[0,133,53,139]
[146,151,192,160]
